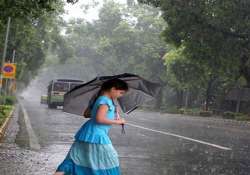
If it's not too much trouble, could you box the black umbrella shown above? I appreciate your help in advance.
[63,73,162,116]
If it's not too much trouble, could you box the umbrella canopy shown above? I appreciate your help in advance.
[63,73,162,116]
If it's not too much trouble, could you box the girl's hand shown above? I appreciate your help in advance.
[116,118,126,125]
[96,104,126,125]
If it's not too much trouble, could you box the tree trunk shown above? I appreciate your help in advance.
[240,55,250,88]
[205,89,210,111]
[245,75,250,88]
[154,87,163,110]
[185,90,189,108]
[205,76,216,111]
[176,90,184,108]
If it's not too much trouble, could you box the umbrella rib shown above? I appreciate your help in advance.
[125,86,157,98]
[71,86,100,98]
[126,106,138,114]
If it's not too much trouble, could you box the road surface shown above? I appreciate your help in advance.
[0,80,250,175]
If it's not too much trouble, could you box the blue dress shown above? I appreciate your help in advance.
[56,95,121,175]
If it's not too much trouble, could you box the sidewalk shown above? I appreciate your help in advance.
[0,104,68,175]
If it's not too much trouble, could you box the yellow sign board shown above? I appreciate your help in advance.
[2,63,16,79]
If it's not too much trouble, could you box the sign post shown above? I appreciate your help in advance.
[0,17,11,104]
[3,63,16,79]
[3,63,16,96]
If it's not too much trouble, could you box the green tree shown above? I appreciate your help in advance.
[0,0,65,87]
[139,0,250,87]
[164,46,204,108]
[55,0,169,108]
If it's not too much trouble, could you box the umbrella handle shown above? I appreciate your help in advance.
[114,104,125,134]
[121,124,125,134]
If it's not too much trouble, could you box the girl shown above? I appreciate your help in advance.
[54,78,129,175]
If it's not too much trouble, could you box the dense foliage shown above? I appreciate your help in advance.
[0,0,65,87]
[139,0,250,111]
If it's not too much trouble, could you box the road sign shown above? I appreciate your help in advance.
[2,63,16,79]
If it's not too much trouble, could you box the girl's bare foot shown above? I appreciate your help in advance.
[54,172,64,175]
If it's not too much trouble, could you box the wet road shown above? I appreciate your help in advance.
[0,83,250,174]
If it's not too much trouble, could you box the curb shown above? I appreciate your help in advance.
[140,109,250,127]
[19,102,41,150]
[0,106,15,142]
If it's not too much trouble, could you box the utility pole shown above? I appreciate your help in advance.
[9,49,16,95]
[12,49,16,63]
[1,17,11,104]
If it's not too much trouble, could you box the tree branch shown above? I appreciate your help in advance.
[67,0,79,4]
[191,12,249,40]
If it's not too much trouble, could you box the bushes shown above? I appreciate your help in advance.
[161,106,212,116]
[222,111,236,119]
[0,105,13,116]
[160,106,179,114]
[181,108,213,117]
[0,96,16,105]
[179,108,201,116]
[199,111,213,117]
[223,111,250,121]
[0,118,4,126]
[179,108,185,114]
[5,96,16,105]
[160,105,250,122]
[235,115,250,121]
[0,105,13,126]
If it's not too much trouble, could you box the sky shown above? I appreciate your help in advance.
[63,0,127,21]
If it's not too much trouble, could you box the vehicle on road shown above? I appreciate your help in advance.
[47,79,84,109]
[40,95,48,104]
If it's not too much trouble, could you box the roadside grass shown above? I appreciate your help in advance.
[148,105,250,122]
[0,105,14,128]
[0,95,16,106]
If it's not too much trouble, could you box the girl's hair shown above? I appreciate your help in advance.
[100,78,129,93]
[89,78,129,109]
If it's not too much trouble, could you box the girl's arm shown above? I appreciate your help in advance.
[96,105,125,125]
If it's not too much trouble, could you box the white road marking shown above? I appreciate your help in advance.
[20,102,41,150]
[126,122,232,151]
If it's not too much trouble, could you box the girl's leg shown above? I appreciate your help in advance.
[53,172,64,175]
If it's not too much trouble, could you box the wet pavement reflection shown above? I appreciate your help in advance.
[0,78,250,175]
